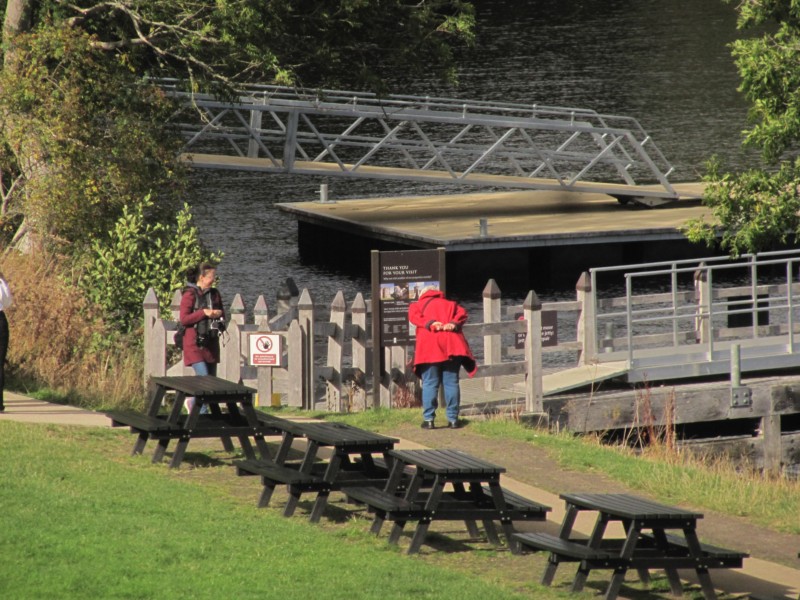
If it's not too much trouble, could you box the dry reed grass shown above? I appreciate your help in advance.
[1,251,145,409]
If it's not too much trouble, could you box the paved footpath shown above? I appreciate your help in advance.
[1,390,798,599]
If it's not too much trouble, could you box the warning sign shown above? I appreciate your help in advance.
[249,333,282,366]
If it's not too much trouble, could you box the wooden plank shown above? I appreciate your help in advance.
[541,361,628,396]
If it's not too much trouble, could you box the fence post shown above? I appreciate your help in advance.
[253,295,274,408]
[326,291,346,412]
[483,279,502,392]
[287,319,304,407]
[524,290,544,414]
[576,272,596,365]
[143,288,164,383]
[218,294,245,382]
[349,293,368,411]
[170,289,182,322]
[298,289,315,409]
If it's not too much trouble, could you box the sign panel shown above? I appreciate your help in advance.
[373,249,443,347]
[248,333,282,366]
[514,311,558,349]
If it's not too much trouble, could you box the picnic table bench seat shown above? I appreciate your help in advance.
[480,485,552,518]
[514,532,622,565]
[234,458,330,512]
[108,410,178,433]
[643,533,749,567]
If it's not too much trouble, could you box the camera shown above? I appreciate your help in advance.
[209,319,226,335]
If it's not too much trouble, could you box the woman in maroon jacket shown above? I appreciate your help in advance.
[408,289,476,429]
[180,263,225,413]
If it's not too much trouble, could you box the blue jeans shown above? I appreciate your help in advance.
[419,360,461,423]
[189,362,217,415]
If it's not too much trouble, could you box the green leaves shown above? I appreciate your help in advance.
[79,196,222,333]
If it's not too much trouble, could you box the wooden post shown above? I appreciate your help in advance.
[287,319,304,407]
[326,291,346,412]
[247,99,264,158]
[217,294,245,382]
[483,279,502,392]
[298,289,315,410]
[253,295,273,408]
[143,288,164,383]
[576,272,596,365]
[524,291,544,414]
[170,289,182,322]
[350,293,368,411]
[763,386,784,475]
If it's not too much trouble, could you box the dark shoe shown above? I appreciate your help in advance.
[448,420,461,429]
[420,420,435,430]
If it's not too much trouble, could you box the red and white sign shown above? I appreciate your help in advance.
[249,333,282,366]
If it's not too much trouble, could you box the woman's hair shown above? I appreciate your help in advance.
[185,265,199,284]
[198,262,217,279]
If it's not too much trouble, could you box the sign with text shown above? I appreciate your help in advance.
[248,333,282,366]
[372,249,444,347]
[514,311,558,349]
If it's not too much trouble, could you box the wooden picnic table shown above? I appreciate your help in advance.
[108,376,277,468]
[514,492,748,600]
[344,448,550,554]
[235,419,399,522]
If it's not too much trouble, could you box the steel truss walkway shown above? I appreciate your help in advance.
[167,84,687,206]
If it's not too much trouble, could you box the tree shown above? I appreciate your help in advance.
[1,1,474,251]
[685,1,800,255]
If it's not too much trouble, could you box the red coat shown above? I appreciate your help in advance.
[180,285,225,366]
[408,289,477,377]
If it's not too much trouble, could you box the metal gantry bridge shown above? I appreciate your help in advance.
[167,83,689,206]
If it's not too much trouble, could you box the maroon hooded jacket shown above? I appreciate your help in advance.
[179,285,224,366]
[408,289,477,377]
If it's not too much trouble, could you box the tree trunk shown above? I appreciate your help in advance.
[3,0,35,45]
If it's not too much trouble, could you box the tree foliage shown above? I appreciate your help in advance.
[686,1,800,255]
[0,1,474,335]
[79,196,222,333]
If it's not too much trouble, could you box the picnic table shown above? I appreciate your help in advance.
[344,448,550,554]
[108,376,277,468]
[514,493,748,600]
[235,418,399,522]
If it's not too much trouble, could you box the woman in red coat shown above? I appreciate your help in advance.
[408,289,476,429]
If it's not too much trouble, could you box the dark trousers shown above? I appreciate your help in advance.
[0,311,8,408]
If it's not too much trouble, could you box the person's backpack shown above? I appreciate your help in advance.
[173,287,203,350]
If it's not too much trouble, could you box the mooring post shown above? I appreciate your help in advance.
[483,279,501,392]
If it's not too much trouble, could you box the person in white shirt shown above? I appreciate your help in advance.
[0,275,11,412]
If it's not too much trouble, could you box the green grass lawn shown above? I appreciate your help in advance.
[0,421,540,600]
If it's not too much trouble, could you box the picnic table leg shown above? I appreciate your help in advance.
[602,522,640,600]
[682,526,719,600]
[257,478,279,508]
[132,432,149,455]
[309,453,343,523]
[273,432,296,464]
[407,475,446,554]
[388,471,424,545]
[453,483,481,539]
[284,440,321,517]
[152,390,186,463]
[208,403,236,453]
[483,480,518,552]
[238,402,272,460]
[572,513,611,592]
[542,504,580,585]
[169,400,203,468]
[651,528,682,595]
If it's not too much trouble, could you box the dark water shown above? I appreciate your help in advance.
[188,0,754,311]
